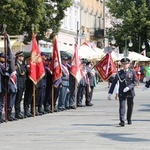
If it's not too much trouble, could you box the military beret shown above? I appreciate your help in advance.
[62,56,68,60]
[86,61,91,66]
[46,57,52,61]
[15,51,24,57]
[81,58,87,64]
[0,52,5,58]
[120,58,130,64]
[24,55,31,60]
[41,52,49,57]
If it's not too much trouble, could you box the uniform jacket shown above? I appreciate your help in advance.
[16,61,26,90]
[61,64,69,87]
[0,62,6,93]
[109,69,137,97]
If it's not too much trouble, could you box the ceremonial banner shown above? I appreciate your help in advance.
[7,34,17,89]
[29,34,45,84]
[94,53,116,81]
[70,43,83,83]
[51,38,62,87]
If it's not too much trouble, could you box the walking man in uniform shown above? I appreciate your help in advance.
[108,58,137,127]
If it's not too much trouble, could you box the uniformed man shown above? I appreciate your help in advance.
[0,52,7,123]
[15,51,26,119]
[86,61,95,106]
[23,55,33,118]
[44,57,52,113]
[108,58,137,127]
[77,59,87,107]
[58,56,70,111]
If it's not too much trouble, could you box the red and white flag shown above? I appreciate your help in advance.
[29,34,45,85]
[70,43,83,83]
[51,38,62,87]
[94,53,116,81]
[82,41,91,47]
[141,49,146,56]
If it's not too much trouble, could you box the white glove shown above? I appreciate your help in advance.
[108,93,111,100]
[123,87,130,92]
[142,86,147,91]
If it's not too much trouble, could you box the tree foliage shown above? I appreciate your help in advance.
[106,0,150,54]
[0,0,72,43]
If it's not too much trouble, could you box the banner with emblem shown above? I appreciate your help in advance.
[51,38,62,87]
[29,34,45,85]
[94,53,116,81]
[70,43,83,83]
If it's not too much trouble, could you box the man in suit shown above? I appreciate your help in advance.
[108,58,137,127]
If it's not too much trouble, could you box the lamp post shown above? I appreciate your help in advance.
[76,21,85,45]
[124,34,133,57]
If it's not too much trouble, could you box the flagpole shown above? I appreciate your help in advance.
[31,24,36,117]
[3,24,8,121]
[51,86,54,113]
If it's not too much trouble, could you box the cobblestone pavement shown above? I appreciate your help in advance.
[0,82,150,150]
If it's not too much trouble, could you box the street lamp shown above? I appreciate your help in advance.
[124,34,133,57]
[142,42,146,49]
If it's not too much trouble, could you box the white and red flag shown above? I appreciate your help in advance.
[141,50,146,56]
[70,43,83,83]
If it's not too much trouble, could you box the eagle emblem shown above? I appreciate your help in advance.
[31,51,42,65]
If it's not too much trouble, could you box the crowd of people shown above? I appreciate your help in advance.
[0,50,98,124]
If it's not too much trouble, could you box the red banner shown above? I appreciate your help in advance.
[29,34,45,85]
[94,53,116,81]
[51,38,62,87]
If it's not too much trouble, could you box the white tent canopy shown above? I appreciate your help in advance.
[117,51,150,61]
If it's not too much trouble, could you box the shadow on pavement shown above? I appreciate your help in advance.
[98,133,150,142]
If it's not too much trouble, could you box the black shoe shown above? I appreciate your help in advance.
[0,118,5,123]
[8,115,15,121]
[128,120,132,125]
[69,106,76,109]
[54,107,58,112]
[38,107,45,115]
[65,107,70,110]
[86,103,93,106]
[15,114,24,119]
[119,121,125,127]
[77,104,85,107]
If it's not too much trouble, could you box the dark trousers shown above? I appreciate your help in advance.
[119,96,134,122]
[15,88,24,112]
[24,86,33,110]
[0,92,4,113]
[8,91,16,111]
[44,85,52,106]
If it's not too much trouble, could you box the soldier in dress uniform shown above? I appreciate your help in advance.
[44,57,52,113]
[23,55,33,118]
[86,61,95,106]
[58,56,70,111]
[36,52,47,114]
[65,56,76,109]
[108,58,137,127]
[77,59,87,107]
[0,53,7,123]
[15,51,26,119]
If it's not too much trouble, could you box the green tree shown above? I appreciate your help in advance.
[0,0,72,43]
[106,0,150,55]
